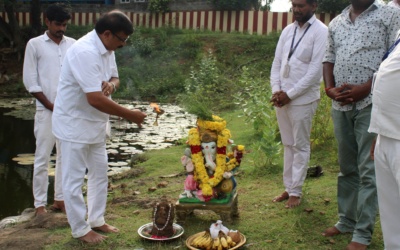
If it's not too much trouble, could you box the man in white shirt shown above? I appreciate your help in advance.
[23,3,76,216]
[270,0,327,208]
[52,10,146,243]
[368,38,400,250]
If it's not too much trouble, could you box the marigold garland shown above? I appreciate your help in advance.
[188,116,246,197]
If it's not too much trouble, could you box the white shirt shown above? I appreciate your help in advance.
[270,15,328,105]
[23,32,76,110]
[52,30,118,144]
[369,42,400,140]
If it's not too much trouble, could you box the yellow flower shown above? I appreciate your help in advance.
[197,115,227,132]
[237,145,245,151]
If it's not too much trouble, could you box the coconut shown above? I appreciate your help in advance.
[228,230,241,244]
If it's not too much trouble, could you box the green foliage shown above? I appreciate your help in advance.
[310,87,335,149]
[317,0,349,13]
[211,0,260,10]
[131,35,155,57]
[178,52,225,120]
[234,67,281,169]
[148,0,170,13]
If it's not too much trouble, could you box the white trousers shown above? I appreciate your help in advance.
[59,139,108,238]
[33,109,63,208]
[374,135,400,250]
[276,101,318,197]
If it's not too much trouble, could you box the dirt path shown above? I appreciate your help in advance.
[0,212,68,250]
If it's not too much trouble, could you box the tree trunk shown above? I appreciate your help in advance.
[30,0,41,38]
[4,0,22,50]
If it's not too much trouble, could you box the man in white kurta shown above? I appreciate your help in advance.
[23,3,75,215]
[270,0,327,208]
[368,38,400,250]
[52,10,146,243]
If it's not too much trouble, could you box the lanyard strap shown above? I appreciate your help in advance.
[288,23,312,61]
[382,36,400,61]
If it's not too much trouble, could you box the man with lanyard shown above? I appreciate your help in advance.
[23,3,76,216]
[322,0,400,249]
[270,0,327,208]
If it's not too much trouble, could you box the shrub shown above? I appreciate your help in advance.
[234,67,281,169]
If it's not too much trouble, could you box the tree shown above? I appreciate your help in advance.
[30,0,41,38]
[211,0,262,11]
[317,0,349,13]
[0,0,22,50]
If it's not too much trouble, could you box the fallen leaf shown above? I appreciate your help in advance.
[148,187,157,192]
[157,181,168,188]
[304,208,313,213]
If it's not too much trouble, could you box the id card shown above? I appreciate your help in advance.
[283,64,290,78]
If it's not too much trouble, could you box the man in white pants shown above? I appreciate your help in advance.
[23,3,75,216]
[52,10,146,243]
[270,0,327,208]
[368,36,400,250]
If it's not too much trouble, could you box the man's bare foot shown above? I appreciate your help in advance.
[35,206,47,216]
[272,191,289,202]
[285,196,301,208]
[345,241,367,250]
[322,226,342,237]
[92,224,119,233]
[50,200,65,213]
[79,230,107,244]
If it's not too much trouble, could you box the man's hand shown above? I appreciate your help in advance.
[126,109,147,128]
[101,81,114,97]
[335,83,371,106]
[270,91,283,107]
[277,91,291,106]
[325,85,347,101]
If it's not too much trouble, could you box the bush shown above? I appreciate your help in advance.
[148,0,170,13]
[234,67,281,169]
[178,51,235,120]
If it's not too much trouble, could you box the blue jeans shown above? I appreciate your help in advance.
[331,104,377,246]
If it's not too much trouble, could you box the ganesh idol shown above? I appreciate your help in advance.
[179,115,244,203]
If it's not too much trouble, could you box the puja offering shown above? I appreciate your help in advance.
[150,201,175,238]
[186,220,246,250]
[137,201,184,241]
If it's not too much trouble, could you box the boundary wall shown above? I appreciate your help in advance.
[0,10,336,35]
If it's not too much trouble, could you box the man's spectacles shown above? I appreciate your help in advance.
[112,32,129,43]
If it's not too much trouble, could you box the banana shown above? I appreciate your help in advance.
[220,236,228,249]
[226,235,236,247]
[192,234,204,247]
[198,236,208,248]
[204,235,213,250]
[213,237,221,249]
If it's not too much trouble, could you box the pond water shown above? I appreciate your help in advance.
[0,98,196,220]
[0,107,36,220]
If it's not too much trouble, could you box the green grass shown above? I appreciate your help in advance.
[43,110,384,250]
